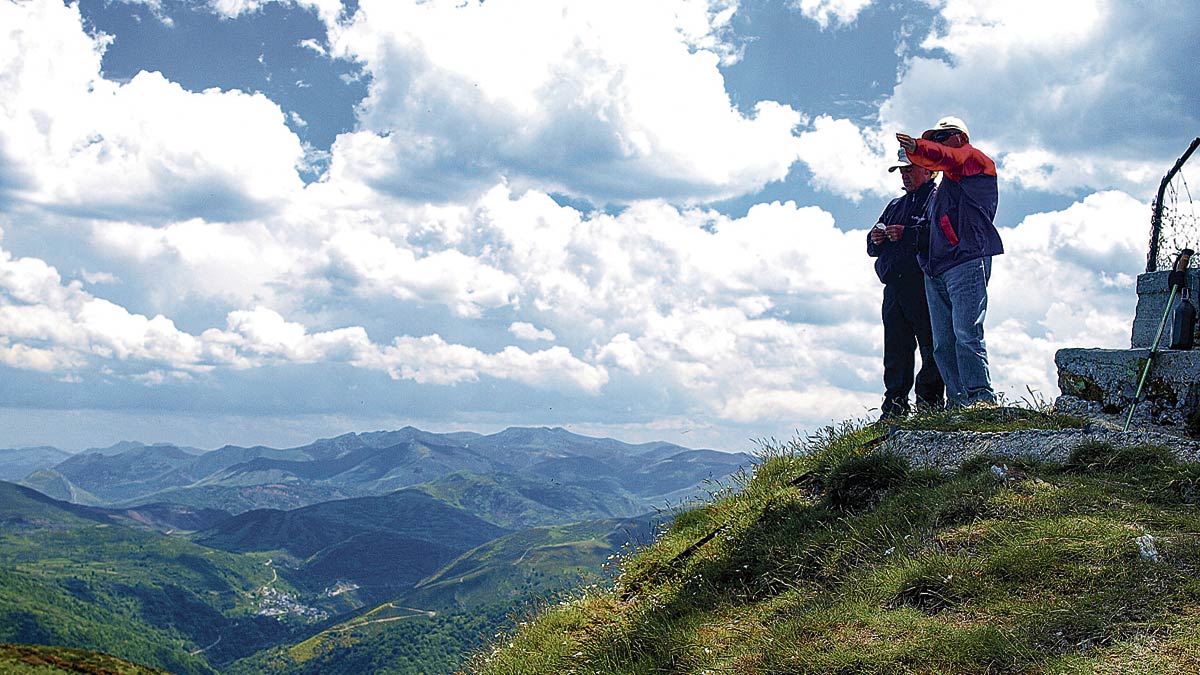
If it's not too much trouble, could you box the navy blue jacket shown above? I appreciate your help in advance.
[907,140,1004,277]
[867,180,935,285]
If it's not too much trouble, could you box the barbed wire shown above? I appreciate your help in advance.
[1151,178,1198,272]
[1148,138,1200,273]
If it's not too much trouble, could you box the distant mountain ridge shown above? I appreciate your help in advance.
[17,426,750,517]
[0,481,230,533]
[0,446,73,481]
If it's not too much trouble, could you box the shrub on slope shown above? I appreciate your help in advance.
[0,643,172,674]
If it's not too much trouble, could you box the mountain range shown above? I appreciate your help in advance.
[14,426,748,517]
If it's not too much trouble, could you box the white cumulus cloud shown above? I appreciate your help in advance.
[509,322,556,342]
[792,0,877,29]
[987,190,1148,400]
[325,0,802,204]
[878,0,1200,197]
[208,0,345,25]
[794,115,895,201]
[322,228,518,317]
[0,1,305,223]
[0,239,608,394]
[361,334,609,393]
[1,0,1188,451]
[793,1,1200,204]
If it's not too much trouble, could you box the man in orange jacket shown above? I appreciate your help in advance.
[896,116,1003,407]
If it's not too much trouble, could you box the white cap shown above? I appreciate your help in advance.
[921,116,970,141]
[887,148,912,173]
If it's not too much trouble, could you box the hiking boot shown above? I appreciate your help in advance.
[879,396,910,420]
[915,399,945,414]
[877,405,910,424]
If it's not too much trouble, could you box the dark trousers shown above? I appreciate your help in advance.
[881,275,944,416]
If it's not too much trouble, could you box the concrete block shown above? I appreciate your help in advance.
[1055,347,1200,433]
[1132,269,1200,348]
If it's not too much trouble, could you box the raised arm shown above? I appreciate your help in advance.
[906,139,995,177]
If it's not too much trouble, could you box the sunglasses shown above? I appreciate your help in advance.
[929,129,962,142]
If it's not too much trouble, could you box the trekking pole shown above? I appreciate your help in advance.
[1124,248,1194,431]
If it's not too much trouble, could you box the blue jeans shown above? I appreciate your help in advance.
[924,257,995,407]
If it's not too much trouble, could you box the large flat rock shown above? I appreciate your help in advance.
[884,427,1200,473]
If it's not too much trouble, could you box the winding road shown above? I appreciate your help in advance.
[329,603,437,632]
[189,634,221,656]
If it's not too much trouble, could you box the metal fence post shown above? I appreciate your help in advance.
[1148,137,1200,273]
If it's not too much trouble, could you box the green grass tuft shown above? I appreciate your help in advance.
[899,404,1089,433]
[1064,441,1175,474]
[888,551,986,612]
[824,451,911,512]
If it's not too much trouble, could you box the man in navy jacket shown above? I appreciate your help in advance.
[868,150,944,419]
[897,116,1003,407]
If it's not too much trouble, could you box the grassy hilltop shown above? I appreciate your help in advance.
[465,407,1200,674]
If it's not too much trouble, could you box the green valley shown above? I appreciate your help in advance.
[0,483,298,674]
[225,517,659,675]
[0,479,661,675]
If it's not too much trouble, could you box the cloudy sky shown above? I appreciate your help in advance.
[1,0,1197,453]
